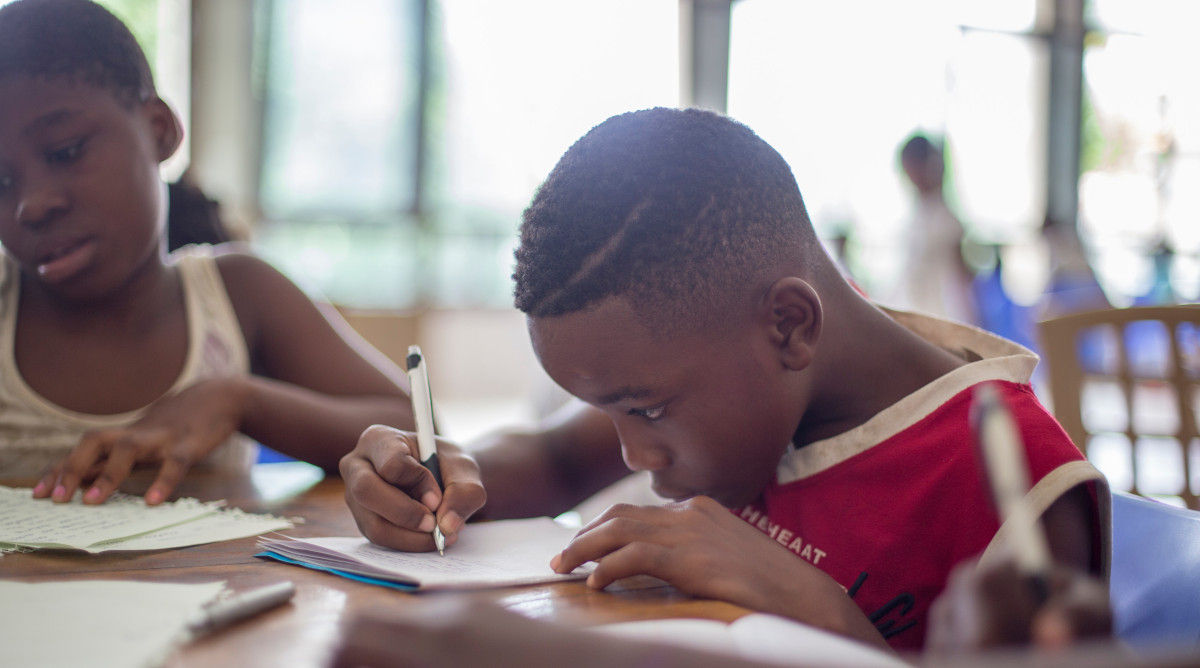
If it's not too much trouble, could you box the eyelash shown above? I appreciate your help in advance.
[46,138,87,165]
[628,405,666,421]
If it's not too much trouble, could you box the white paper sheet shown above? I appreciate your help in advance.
[0,580,226,668]
[0,486,292,553]
[259,517,590,590]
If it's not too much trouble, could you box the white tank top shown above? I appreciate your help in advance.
[0,245,256,477]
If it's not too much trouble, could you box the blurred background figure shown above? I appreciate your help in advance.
[895,134,978,325]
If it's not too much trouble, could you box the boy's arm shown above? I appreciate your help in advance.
[1042,483,1098,573]
[470,400,628,519]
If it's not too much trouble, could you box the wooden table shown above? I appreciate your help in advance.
[0,464,746,667]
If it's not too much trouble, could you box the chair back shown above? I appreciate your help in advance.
[1038,305,1200,509]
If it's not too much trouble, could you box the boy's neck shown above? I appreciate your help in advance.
[792,284,965,447]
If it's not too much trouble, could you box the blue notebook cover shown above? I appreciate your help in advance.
[255,551,418,591]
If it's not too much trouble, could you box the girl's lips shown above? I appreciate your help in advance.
[36,238,96,284]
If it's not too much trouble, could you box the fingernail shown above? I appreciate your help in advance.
[420,491,439,511]
[32,482,46,496]
[549,553,561,571]
[52,485,67,501]
[145,489,163,505]
[84,487,101,503]
[418,514,435,532]
[440,511,463,535]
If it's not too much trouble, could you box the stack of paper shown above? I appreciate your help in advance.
[0,580,226,668]
[0,485,293,553]
[258,517,590,590]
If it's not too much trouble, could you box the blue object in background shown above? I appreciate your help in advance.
[256,444,296,464]
[973,265,1039,353]
[1110,491,1200,649]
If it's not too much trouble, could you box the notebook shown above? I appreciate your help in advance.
[0,485,293,553]
[257,517,590,590]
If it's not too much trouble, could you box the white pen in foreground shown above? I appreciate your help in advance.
[406,344,447,556]
[187,581,296,635]
[973,382,1051,599]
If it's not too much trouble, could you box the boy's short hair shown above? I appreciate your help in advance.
[0,0,155,105]
[513,107,820,329]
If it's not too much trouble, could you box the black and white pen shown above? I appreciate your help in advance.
[406,345,446,556]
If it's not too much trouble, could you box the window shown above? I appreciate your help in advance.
[727,0,1045,300]
[253,0,679,308]
[1080,0,1200,304]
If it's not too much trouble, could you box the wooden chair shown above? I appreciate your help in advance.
[1038,305,1200,509]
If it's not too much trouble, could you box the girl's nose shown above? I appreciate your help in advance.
[15,174,68,229]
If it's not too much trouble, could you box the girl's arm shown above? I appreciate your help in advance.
[216,247,414,470]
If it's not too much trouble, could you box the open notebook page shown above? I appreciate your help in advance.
[259,517,590,590]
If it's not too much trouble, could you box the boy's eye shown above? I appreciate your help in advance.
[46,138,87,165]
[628,404,666,421]
[0,175,12,196]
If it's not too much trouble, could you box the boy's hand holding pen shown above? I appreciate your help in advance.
[338,347,487,553]
[927,383,1112,652]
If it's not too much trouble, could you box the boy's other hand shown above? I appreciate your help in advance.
[340,425,486,551]
[549,496,889,649]
[927,558,1112,653]
[32,377,244,505]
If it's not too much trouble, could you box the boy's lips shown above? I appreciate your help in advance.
[35,237,96,284]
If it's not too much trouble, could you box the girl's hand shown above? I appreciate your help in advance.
[340,425,487,552]
[32,376,246,505]
[549,496,889,649]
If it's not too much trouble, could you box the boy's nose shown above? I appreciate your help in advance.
[618,434,671,473]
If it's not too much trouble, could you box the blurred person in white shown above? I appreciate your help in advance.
[896,134,978,326]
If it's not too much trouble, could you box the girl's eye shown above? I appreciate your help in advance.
[46,139,86,165]
[629,405,666,421]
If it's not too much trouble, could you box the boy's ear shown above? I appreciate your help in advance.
[761,277,822,371]
[144,97,183,162]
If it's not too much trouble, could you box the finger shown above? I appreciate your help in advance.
[361,428,443,511]
[50,432,112,502]
[435,470,486,538]
[145,447,195,505]
[576,502,669,536]
[553,514,659,574]
[83,442,139,504]
[344,456,437,534]
[346,500,437,552]
[584,541,670,590]
[33,464,63,498]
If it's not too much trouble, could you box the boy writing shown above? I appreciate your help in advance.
[339,107,1109,650]
[0,0,414,504]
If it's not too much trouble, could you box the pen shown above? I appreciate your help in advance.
[972,383,1051,601]
[406,345,446,556]
[186,581,295,635]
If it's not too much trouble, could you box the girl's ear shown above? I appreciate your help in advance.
[760,277,822,371]
[144,97,183,163]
